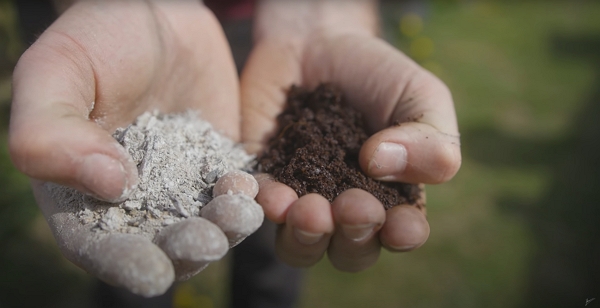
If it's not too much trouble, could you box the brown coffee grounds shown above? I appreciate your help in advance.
[258,84,423,210]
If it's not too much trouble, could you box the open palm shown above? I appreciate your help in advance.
[242,28,461,271]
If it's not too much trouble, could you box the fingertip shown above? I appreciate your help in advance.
[155,217,229,281]
[287,194,334,236]
[326,190,385,272]
[200,194,264,247]
[89,234,175,297]
[213,170,259,199]
[333,189,386,226]
[254,174,298,224]
[274,194,333,267]
[76,152,138,203]
[380,205,430,252]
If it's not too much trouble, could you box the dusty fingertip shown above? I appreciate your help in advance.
[155,217,229,281]
[89,234,174,297]
[213,170,259,199]
[200,194,264,247]
[76,143,139,204]
[77,153,138,203]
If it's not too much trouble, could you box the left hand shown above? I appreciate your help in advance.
[9,0,259,296]
[241,0,461,272]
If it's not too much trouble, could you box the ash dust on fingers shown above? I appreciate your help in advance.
[45,110,263,294]
[201,193,264,247]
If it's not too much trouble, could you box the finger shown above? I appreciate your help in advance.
[48,213,175,297]
[275,194,334,267]
[200,194,264,247]
[155,217,229,281]
[254,173,298,224]
[87,234,175,297]
[240,39,303,154]
[327,189,385,272]
[379,205,430,252]
[359,122,461,184]
[212,170,259,198]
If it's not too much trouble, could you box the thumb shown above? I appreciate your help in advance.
[9,34,137,202]
[300,34,462,184]
[359,122,461,184]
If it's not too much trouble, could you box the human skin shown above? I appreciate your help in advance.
[241,0,462,271]
[8,0,258,296]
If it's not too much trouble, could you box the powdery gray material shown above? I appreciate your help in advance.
[46,111,256,241]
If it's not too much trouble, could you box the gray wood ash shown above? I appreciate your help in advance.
[47,111,255,241]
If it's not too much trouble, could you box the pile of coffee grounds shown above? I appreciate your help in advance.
[258,84,423,210]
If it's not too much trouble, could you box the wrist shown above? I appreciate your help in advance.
[253,0,379,43]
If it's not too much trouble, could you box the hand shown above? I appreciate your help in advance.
[241,0,461,272]
[9,0,260,296]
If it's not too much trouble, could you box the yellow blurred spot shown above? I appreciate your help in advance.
[410,37,435,61]
[421,61,443,77]
[399,13,423,38]
[173,283,214,308]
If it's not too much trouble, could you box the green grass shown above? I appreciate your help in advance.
[2,1,600,307]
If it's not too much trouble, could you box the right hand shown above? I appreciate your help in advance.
[242,0,461,272]
[9,0,258,296]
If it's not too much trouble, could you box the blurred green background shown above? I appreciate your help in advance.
[1,0,599,307]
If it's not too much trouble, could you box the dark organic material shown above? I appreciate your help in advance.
[258,84,424,210]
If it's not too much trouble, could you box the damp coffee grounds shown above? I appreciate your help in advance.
[258,84,424,210]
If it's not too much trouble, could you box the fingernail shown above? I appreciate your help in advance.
[342,223,377,242]
[294,229,324,245]
[387,244,418,252]
[78,154,137,203]
[368,142,407,179]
